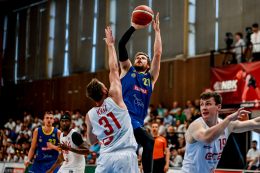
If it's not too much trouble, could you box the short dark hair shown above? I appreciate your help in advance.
[86,78,104,102]
[252,140,257,144]
[253,23,259,28]
[44,111,53,118]
[235,32,243,38]
[200,91,222,105]
[152,122,159,127]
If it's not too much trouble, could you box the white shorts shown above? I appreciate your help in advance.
[95,148,138,173]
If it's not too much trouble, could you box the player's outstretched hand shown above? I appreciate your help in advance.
[24,160,29,167]
[131,18,151,29]
[229,107,251,121]
[153,13,160,32]
[59,141,70,151]
[103,26,115,46]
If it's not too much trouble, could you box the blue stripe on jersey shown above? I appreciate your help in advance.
[120,66,152,129]
[34,127,59,162]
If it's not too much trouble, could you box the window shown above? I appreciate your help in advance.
[91,0,98,72]
[63,0,70,76]
[188,0,196,56]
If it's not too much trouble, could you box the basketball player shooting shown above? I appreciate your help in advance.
[181,91,260,173]
[118,13,161,173]
[47,112,90,173]
[85,27,138,173]
[24,112,61,173]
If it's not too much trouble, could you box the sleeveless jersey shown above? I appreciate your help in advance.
[59,129,85,172]
[88,97,137,154]
[34,127,59,162]
[120,66,153,129]
[181,117,229,173]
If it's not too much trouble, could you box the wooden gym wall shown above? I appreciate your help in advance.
[0,53,225,122]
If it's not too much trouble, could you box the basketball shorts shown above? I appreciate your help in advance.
[95,148,138,173]
[29,160,59,173]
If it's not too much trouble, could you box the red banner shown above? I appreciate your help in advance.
[211,61,260,106]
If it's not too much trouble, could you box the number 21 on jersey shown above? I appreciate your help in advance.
[99,112,121,136]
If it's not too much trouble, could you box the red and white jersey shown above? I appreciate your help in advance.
[88,97,137,154]
[181,117,229,173]
[59,129,85,172]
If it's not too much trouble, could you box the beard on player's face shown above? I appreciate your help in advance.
[133,63,148,72]
[62,124,70,131]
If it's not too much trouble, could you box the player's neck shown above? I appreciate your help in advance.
[203,117,218,127]
[63,128,71,136]
[43,125,53,133]
[96,97,106,106]
[152,133,159,137]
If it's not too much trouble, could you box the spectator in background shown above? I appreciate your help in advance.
[82,131,88,142]
[170,101,180,115]
[6,128,16,141]
[251,23,260,61]
[166,126,179,149]
[188,107,200,123]
[156,119,167,137]
[31,117,42,130]
[60,110,64,116]
[53,117,60,129]
[157,102,166,117]
[246,140,260,170]
[15,120,23,134]
[72,109,82,119]
[232,32,246,63]
[144,104,156,126]
[23,126,32,141]
[178,136,186,157]
[169,147,182,167]
[71,122,80,133]
[163,109,175,128]
[23,111,29,120]
[175,108,187,124]
[174,120,187,138]
[81,123,87,133]
[74,114,83,128]
[87,142,100,163]
[4,118,16,131]
[184,100,193,120]
[194,99,200,112]
[53,109,61,120]
[6,139,14,153]
[16,132,26,145]
[26,119,33,130]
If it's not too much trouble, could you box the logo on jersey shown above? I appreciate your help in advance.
[40,136,42,138]
[41,147,52,151]
[52,134,55,137]
[103,136,114,145]
[205,152,222,160]
[68,137,70,140]
[203,145,212,149]
[221,131,225,136]
[133,85,148,94]
[133,94,144,108]
[131,73,136,78]
[39,139,42,142]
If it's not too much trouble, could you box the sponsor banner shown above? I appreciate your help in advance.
[3,163,25,173]
[211,61,260,107]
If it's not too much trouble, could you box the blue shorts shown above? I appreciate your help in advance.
[130,116,143,130]
[29,160,59,173]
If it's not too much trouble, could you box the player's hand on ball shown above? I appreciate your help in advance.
[24,160,29,167]
[131,18,151,29]
[103,26,115,46]
[229,107,251,121]
[153,13,160,32]
[237,113,249,121]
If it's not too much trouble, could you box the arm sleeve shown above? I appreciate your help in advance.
[71,132,84,147]
[118,26,136,62]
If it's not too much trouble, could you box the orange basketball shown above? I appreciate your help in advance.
[132,5,154,25]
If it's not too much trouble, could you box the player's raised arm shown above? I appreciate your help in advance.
[85,113,99,145]
[149,13,162,88]
[46,153,64,173]
[24,128,38,167]
[189,108,250,145]
[118,19,150,78]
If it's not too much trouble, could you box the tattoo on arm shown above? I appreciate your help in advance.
[69,142,90,155]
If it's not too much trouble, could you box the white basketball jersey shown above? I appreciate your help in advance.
[181,117,229,173]
[59,129,85,172]
[88,97,137,154]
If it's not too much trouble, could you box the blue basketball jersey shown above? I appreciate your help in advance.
[121,66,153,129]
[34,127,59,162]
